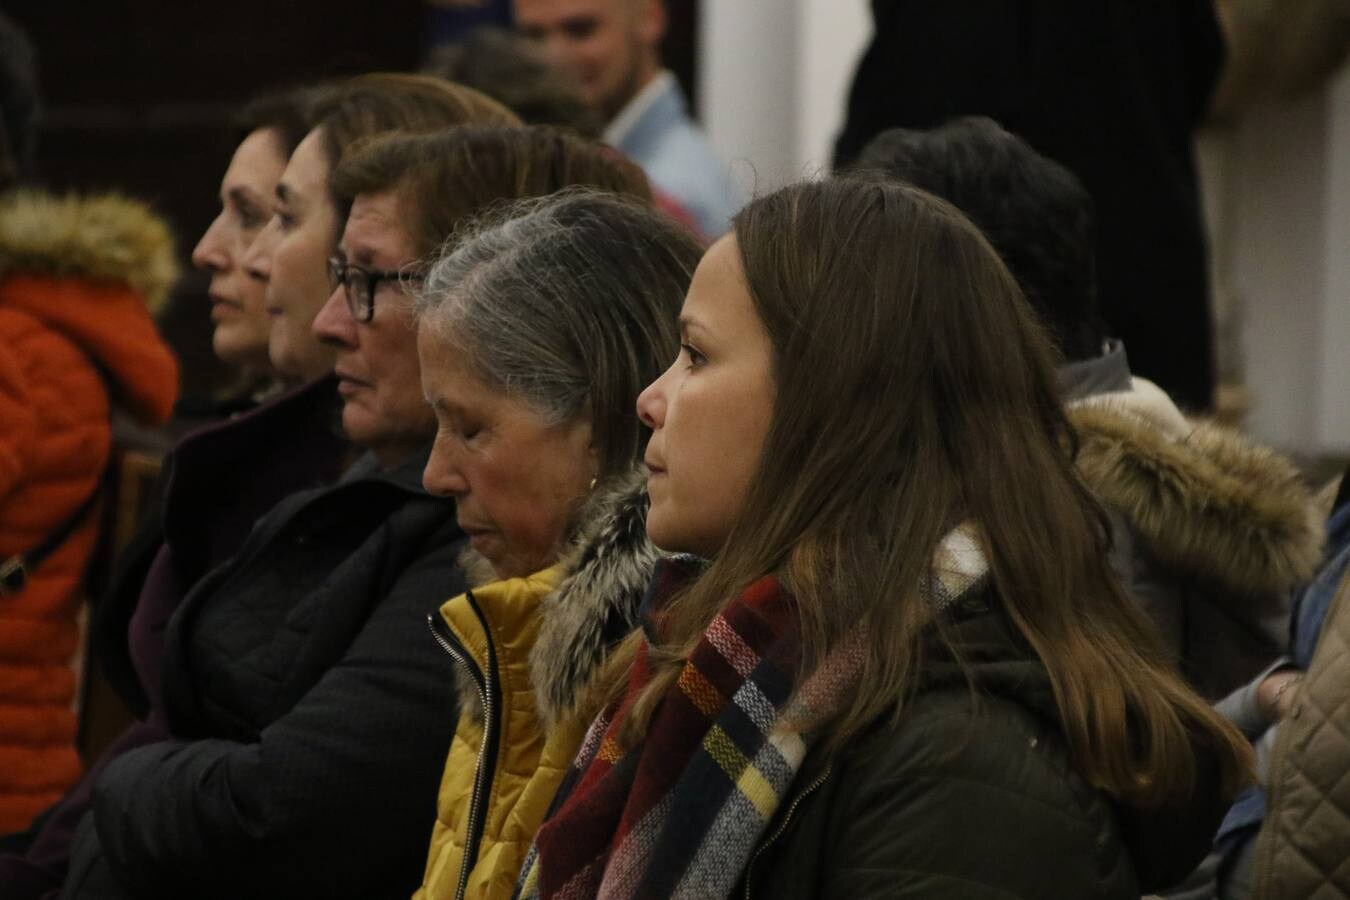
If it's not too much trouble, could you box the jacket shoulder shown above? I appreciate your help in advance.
[763,691,1136,899]
[0,190,178,310]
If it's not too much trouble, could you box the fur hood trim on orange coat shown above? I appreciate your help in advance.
[0,190,178,312]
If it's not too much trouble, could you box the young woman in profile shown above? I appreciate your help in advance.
[515,177,1252,899]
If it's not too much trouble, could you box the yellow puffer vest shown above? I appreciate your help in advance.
[416,568,575,900]
[413,473,660,900]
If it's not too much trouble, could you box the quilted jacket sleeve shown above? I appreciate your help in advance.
[820,699,1134,899]
[75,541,463,900]
[0,337,35,504]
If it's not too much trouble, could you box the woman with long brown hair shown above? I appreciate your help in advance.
[515,176,1252,899]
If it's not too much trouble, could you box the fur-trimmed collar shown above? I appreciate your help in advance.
[456,470,660,730]
[0,190,178,311]
[1069,392,1323,595]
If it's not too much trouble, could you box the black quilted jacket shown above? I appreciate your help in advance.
[61,450,468,900]
[738,596,1231,899]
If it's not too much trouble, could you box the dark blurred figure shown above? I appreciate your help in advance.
[0,12,38,188]
[856,118,1319,712]
[425,26,603,137]
[835,0,1225,411]
[424,0,513,48]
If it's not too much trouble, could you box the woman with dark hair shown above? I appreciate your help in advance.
[515,177,1252,899]
[192,92,309,389]
[245,72,517,384]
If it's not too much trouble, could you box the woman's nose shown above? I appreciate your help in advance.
[192,215,229,273]
[312,285,357,347]
[243,217,279,280]
[637,368,669,429]
[423,438,469,498]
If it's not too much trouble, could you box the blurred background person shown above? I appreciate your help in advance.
[852,117,1321,707]
[832,0,1225,412]
[424,24,700,235]
[1236,467,1350,899]
[513,0,741,239]
[0,12,178,840]
[424,26,602,137]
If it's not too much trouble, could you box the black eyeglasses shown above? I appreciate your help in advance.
[327,256,423,323]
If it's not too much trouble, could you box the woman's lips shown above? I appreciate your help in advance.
[208,294,242,318]
[334,370,370,397]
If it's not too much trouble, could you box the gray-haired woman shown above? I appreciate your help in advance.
[411,190,703,900]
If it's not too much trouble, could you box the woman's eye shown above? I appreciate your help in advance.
[275,209,296,231]
[681,343,707,369]
[459,425,481,442]
[237,206,266,232]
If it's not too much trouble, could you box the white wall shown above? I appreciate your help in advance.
[1215,62,1350,454]
[699,0,871,195]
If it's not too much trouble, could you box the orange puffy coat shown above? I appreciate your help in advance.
[0,191,178,834]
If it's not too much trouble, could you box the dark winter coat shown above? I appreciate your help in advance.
[58,448,468,900]
[834,0,1225,409]
[94,373,349,718]
[739,596,1230,899]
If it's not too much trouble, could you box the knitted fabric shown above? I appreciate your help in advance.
[516,526,988,900]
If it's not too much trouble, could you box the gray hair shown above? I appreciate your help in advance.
[415,188,703,477]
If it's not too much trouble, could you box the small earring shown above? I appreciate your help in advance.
[589,476,597,491]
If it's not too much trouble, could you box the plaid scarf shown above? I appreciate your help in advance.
[516,527,989,900]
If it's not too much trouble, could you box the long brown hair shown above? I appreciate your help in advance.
[623,176,1250,807]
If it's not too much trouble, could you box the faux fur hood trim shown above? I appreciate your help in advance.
[1068,400,1323,595]
[454,470,659,731]
[530,470,659,729]
[0,191,178,311]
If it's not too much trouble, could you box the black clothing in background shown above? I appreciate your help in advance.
[835,0,1225,411]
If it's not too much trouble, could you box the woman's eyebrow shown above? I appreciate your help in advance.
[678,315,709,337]
[228,186,262,209]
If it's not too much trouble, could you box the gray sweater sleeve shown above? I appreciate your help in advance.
[1214,656,1298,739]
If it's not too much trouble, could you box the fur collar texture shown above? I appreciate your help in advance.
[0,190,178,311]
[1069,396,1323,596]
[458,470,660,730]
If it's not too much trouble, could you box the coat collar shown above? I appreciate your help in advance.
[604,70,684,159]
[445,470,660,730]
[1056,339,1133,401]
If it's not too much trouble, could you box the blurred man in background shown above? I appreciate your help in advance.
[513,0,741,238]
